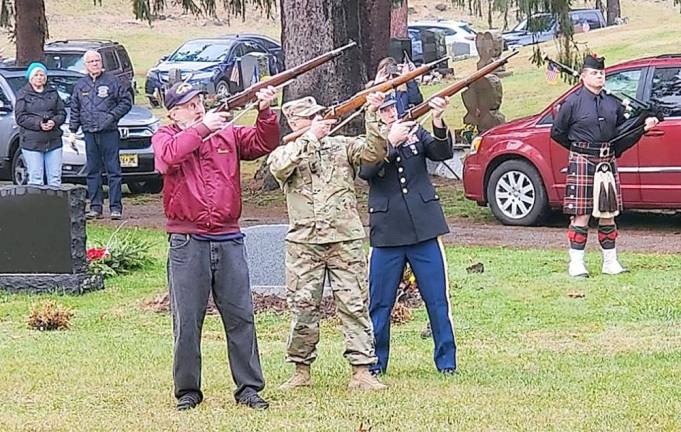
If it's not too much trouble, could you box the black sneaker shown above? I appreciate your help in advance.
[439,368,458,376]
[176,392,202,411]
[236,393,269,410]
[110,210,122,220]
[86,209,102,220]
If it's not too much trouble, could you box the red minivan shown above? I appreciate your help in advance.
[463,54,681,225]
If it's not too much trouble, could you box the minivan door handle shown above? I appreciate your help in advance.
[644,129,665,137]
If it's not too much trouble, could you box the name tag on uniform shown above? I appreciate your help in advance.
[217,148,229,154]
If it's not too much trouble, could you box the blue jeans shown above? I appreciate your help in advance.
[22,147,62,187]
[84,130,122,213]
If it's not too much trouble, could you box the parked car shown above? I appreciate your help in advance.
[410,20,478,58]
[0,67,162,194]
[42,39,137,100]
[463,54,681,226]
[502,9,606,49]
[144,34,284,107]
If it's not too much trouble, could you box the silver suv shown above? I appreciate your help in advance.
[0,68,162,193]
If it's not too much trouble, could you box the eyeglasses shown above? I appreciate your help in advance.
[85,59,102,64]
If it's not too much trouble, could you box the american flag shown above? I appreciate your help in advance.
[546,62,559,84]
[229,63,240,84]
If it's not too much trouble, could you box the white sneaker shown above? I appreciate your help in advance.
[568,248,589,278]
[602,248,627,275]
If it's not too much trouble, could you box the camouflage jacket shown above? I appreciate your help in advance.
[268,111,387,244]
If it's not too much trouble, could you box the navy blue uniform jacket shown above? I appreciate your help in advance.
[359,124,452,247]
[69,71,132,133]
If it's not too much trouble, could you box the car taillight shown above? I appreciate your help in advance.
[470,136,483,154]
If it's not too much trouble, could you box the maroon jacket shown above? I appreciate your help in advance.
[152,108,280,234]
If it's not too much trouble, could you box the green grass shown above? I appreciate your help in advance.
[1,226,679,431]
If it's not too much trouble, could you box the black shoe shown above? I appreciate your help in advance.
[236,393,269,410]
[439,368,458,376]
[110,210,122,220]
[176,392,202,411]
[86,209,102,220]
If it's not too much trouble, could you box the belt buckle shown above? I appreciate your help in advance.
[599,145,610,158]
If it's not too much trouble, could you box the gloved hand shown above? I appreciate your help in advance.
[67,133,79,154]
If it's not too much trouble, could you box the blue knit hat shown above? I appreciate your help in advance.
[25,62,47,80]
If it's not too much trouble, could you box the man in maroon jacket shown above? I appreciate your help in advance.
[152,82,279,411]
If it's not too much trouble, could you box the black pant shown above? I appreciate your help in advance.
[84,130,122,213]
[167,234,265,401]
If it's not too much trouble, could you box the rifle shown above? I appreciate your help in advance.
[282,56,447,143]
[401,50,519,122]
[214,41,357,113]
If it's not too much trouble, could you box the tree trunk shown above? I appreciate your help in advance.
[361,0,391,80]
[595,0,604,12]
[390,0,408,38]
[15,0,47,67]
[606,0,621,25]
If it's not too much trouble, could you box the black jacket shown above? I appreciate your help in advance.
[359,124,453,247]
[69,71,132,133]
[15,84,66,152]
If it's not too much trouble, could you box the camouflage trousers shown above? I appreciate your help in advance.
[285,239,377,366]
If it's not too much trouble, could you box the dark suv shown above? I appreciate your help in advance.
[43,39,136,99]
[145,34,284,107]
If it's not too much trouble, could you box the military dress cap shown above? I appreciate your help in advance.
[282,96,325,120]
[379,93,397,110]
[583,53,605,70]
[164,82,204,110]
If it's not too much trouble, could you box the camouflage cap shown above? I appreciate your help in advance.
[282,96,325,120]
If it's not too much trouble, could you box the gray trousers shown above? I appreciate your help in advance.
[167,233,265,401]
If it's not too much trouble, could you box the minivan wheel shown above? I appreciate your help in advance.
[11,148,28,185]
[486,159,549,226]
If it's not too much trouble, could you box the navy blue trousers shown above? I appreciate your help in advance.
[368,238,457,373]
[84,130,122,213]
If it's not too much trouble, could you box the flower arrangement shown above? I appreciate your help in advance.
[87,225,151,278]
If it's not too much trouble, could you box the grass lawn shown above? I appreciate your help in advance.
[0,226,679,431]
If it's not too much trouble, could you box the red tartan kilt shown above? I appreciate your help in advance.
[563,152,623,215]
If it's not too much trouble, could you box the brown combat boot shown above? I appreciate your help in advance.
[279,363,312,390]
[348,366,387,391]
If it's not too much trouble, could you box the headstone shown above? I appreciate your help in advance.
[243,224,330,297]
[0,185,104,294]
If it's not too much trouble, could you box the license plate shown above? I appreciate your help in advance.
[120,154,138,168]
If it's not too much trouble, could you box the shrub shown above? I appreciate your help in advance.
[27,301,73,331]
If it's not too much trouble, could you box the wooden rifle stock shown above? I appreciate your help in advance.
[402,50,519,121]
[282,56,447,143]
[215,41,357,112]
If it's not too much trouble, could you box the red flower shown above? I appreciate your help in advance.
[87,247,110,261]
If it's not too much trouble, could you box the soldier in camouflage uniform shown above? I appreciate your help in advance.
[268,93,405,391]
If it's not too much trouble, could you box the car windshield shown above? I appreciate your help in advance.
[169,41,233,62]
[513,15,554,32]
[6,75,80,106]
[43,53,85,73]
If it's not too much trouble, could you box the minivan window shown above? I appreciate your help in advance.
[605,69,642,100]
[6,75,79,106]
[170,41,233,62]
[117,48,133,71]
[650,67,681,117]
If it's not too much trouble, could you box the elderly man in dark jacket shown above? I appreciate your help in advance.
[69,50,132,220]
[15,62,66,186]
[359,94,457,376]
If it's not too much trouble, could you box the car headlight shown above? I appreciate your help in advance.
[149,120,160,133]
[470,136,483,154]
